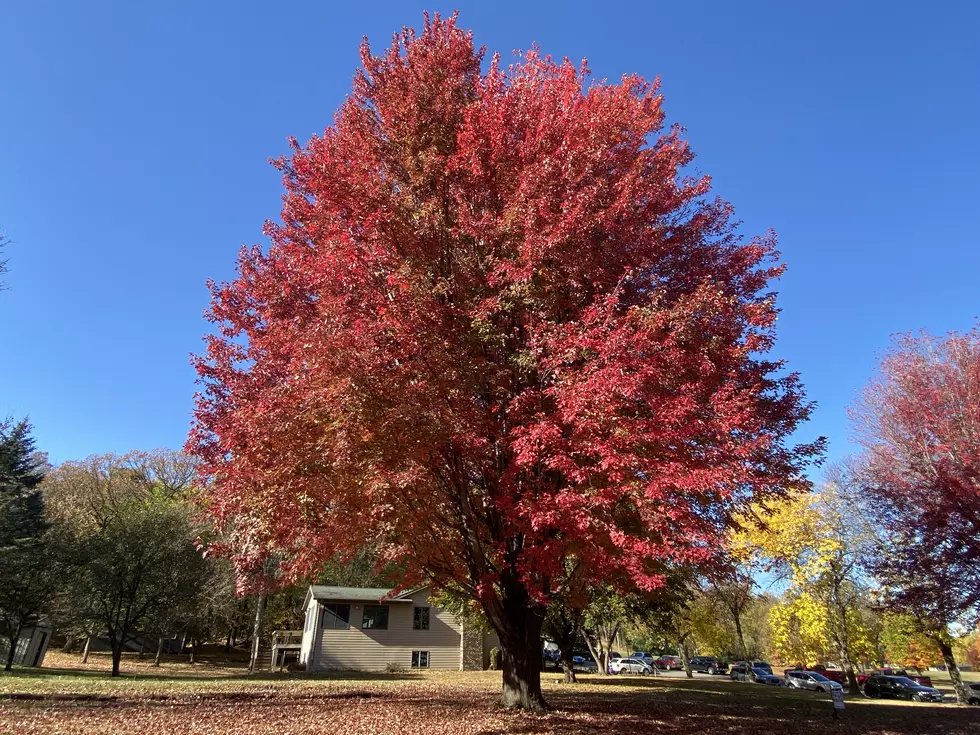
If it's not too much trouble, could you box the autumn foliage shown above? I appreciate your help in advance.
[853,326,980,701]
[854,328,980,615]
[190,13,820,708]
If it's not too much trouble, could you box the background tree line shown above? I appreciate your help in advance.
[0,435,401,676]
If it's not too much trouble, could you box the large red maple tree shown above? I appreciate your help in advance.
[190,13,821,709]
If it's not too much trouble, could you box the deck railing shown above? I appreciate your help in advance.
[271,630,303,647]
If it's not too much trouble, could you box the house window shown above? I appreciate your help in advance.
[361,605,389,630]
[412,650,430,668]
[321,603,351,630]
[413,606,430,630]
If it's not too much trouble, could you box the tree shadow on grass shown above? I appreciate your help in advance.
[469,685,980,735]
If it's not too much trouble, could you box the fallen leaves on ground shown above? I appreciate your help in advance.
[2,662,977,735]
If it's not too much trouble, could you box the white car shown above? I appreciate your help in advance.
[785,670,844,692]
[610,657,654,675]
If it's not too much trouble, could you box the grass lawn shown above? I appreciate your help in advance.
[1,653,977,734]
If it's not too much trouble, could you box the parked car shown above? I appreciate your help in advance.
[729,662,752,681]
[690,656,727,675]
[730,662,750,681]
[610,658,655,675]
[783,665,848,686]
[655,655,683,671]
[809,665,848,686]
[858,668,933,688]
[731,661,771,676]
[731,662,780,685]
[629,652,656,667]
[572,655,598,673]
[968,683,980,705]
[750,667,783,686]
[863,675,943,702]
[784,670,844,692]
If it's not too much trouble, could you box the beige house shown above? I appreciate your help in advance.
[0,618,51,668]
[298,585,497,671]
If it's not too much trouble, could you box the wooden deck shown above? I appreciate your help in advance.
[269,630,303,671]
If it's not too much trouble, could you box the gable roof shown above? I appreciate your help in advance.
[308,586,402,603]
[303,585,432,609]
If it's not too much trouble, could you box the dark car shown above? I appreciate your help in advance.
[863,675,943,702]
[968,683,980,706]
[731,662,778,684]
[858,668,933,688]
[750,667,782,686]
[690,656,727,675]
[572,655,599,673]
[730,662,751,681]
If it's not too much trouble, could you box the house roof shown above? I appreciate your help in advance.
[306,585,421,604]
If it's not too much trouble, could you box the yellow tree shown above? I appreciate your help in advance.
[769,592,829,666]
[688,593,738,658]
[735,482,874,693]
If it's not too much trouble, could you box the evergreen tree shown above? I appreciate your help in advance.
[0,418,51,671]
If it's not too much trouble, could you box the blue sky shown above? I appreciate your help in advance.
[1,1,977,467]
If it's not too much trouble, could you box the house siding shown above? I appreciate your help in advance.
[309,588,463,671]
[0,624,51,667]
[299,595,319,667]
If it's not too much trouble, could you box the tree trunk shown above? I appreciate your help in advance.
[62,636,77,654]
[248,594,267,675]
[937,640,968,705]
[559,649,577,683]
[138,639,146,659]
[680,639,693,679]
[551,616,578,684]
[843,661,860,695]
[4,627,20,671]
[154,637,164,666]
[583,623,619,677]
[733,615,748,660]
[500,639,546,711]
[835,636,861,695]
[81,636,92,664]
[110,636,123,677]
[496,585,547,711]
[225,629,232,653]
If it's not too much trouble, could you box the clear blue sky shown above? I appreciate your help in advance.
[1,1,977,466]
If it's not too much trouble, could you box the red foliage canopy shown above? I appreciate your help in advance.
[853,326,980,623]
[190,13,819,631]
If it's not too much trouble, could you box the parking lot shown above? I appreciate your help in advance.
[580,667,967,703]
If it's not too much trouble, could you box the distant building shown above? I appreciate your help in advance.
[297,585,497,671]
[0,618,51,667]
